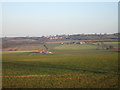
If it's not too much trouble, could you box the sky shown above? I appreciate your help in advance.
[0,2,118,37]
[0,0,119,2]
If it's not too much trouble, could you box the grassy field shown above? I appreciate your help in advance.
[2,42,119,88]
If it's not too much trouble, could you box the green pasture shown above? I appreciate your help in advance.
[2,42,119,88]
[54,44,96,50]
[103,42,119,47]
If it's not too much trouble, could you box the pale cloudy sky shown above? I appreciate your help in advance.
[0,1,118,37]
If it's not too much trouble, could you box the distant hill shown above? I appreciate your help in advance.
[2,33,119,50]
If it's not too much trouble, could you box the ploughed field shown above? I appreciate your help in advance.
[2,42,119,88]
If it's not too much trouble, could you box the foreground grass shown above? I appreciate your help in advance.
[3,72,118,88]
[2,51,118,88]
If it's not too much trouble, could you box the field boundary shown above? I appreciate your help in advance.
[1,72,118,78]
[1,74,91,78]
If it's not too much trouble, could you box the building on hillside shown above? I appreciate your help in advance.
[80,42,85,44]
[38,49,46,53]
[49,36,63,40]
[73,42,85,44]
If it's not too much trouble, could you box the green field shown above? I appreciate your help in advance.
[2,42,119,88]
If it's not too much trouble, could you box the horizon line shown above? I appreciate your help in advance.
[1,32,119,38]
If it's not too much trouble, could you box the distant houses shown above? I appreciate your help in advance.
[49,36,63,40]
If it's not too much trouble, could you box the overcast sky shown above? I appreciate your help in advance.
[1,2,118,37]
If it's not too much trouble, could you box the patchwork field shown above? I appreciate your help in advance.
[2,42,119,88]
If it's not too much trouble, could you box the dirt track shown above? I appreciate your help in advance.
[1,74,86,78]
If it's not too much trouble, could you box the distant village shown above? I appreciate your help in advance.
[1,33,119,52]
[2,33,119,42]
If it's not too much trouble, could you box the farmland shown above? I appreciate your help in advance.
[2,42,119,88]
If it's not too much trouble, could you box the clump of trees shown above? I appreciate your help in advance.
[96,42,114,50]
